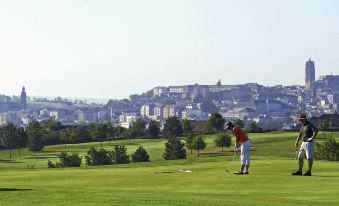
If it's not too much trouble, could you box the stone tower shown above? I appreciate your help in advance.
[20,86,27,109]
[305,58,315,90]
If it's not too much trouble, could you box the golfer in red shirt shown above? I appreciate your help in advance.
[225,121,252,175]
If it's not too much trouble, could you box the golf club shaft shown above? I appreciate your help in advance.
[226,151,237,171]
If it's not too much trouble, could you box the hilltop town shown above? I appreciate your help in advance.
[1,59,338,130]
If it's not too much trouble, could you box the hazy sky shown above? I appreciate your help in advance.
[1,0,338,99]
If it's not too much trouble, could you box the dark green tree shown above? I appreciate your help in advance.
[131,146,150,162]
[208,112,225,131]
[60,128,79,149]
[112,145,130,164]
[214,133,232,152]
[192,134,207,156]
[129,119,147,138]
[163,116,183,138]
[0,123,19,158]
[76,126,90,140]
[147,120,160,138]
[27,121,44,152]
[48,152,82,168]
[182,119,194,136]
[88,123,108,147]
[163,137,186,160]
[114,126,127,138]
[85,147,113,166]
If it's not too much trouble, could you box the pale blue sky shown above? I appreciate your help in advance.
[0,0,338,99]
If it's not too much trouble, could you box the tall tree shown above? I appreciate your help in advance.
[163,116,183,138]
[185,134,195,154]
[182,119,194,136]
[104,122,115,145]
[147,120,160,138]
[208,112,225,131]
[192,134,207,156]
[163,137,186,160]
[17,127,28,156]
[60,129,70,149]
[60,128,79,149]
[27,121,44,152]
[214,133,232,152]
[88,123,108,147]
[129,119,147,137]
[0,123,19,158]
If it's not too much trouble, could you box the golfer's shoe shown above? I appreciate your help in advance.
[303,170,312,176]
[292,171,302,176]
[234,171,245,175]
[243,171,249,175]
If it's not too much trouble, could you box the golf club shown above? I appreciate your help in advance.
[292,149,299,173]
[225,151,237,172]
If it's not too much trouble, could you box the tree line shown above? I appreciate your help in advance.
[0,112,230,158]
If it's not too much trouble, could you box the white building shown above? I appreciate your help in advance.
[154,105,163,119]
[163,105,178,119]
[119,112,141,129]
[140,103,156,117]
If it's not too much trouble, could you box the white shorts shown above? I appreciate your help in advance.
[298,142,314,159]
[240,140,251,165]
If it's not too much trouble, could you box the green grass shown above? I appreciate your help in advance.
[0,132,339,206]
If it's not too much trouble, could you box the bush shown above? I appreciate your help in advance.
[315,134,339,161]
[163,137,186,160]
[48,152,82,168]
[112,145,130,164]
[131,146,150,162]
[85,147,113,166]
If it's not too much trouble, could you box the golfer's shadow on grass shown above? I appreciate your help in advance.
[0,188,32,192]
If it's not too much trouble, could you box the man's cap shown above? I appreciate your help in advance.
[298,114,307,120]
[224,121,233,130]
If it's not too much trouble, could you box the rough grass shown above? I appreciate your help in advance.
[0,132,338,206]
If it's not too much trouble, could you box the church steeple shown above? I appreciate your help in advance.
[217,79,221,87]
[20,86,27,109]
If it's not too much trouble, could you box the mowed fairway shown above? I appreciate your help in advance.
[1,132,339,206]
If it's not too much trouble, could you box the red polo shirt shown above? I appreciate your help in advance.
[232,127,249,144]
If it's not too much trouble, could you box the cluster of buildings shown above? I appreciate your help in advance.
[1,59,338,130]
